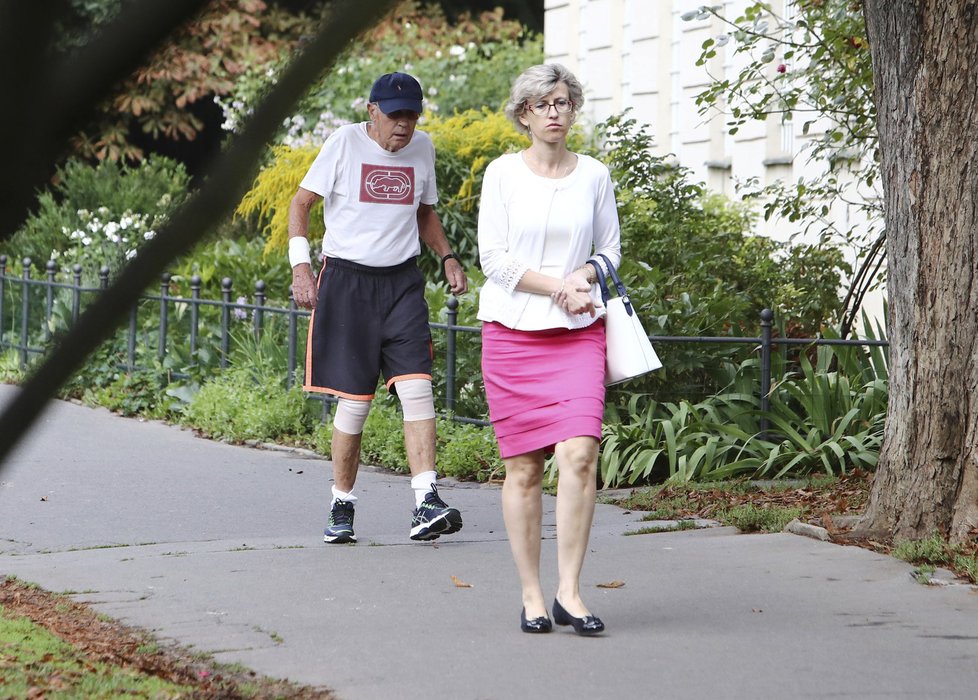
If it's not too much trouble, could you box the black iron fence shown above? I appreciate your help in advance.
[0,255,889,429]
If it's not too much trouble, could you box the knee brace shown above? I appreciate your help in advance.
[332,397,371,435]
[395,378,436,421]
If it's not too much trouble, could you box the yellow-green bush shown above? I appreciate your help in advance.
[236,107,593,275]
[238,109,536,268]
[424,108,528,211]
[236,144,321,255]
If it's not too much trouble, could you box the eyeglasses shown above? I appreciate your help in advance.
[525,98,574,116]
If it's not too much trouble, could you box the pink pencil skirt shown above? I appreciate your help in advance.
[481,320,606,459]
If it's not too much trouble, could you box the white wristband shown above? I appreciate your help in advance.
[288,236,311,268]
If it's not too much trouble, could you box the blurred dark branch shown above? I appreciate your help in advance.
[50,0,212,137]
[1,0,211,239]
[0,0,398,468]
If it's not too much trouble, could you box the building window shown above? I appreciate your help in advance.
[781,118,794,155]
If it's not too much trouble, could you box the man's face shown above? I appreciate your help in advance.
[367,103,420,152]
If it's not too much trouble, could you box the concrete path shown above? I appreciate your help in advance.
[2,382,978,699]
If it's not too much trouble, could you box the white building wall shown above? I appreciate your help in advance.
[543,0,884,320]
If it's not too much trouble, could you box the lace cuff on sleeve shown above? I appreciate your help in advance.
[497,258,529,294]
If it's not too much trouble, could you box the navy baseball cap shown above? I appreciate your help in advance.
[369,72,424,115]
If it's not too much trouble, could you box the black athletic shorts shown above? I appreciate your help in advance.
[304,256,433,400]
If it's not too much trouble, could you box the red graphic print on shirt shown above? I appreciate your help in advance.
[360,164,415,205]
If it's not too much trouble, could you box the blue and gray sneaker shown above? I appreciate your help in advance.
[410,485,463,541]
[324,499,357,544]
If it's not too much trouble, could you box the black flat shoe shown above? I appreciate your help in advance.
[552,598,605,636]
[520,607,553,633]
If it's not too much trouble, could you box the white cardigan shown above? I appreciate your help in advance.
[477,152,622,329]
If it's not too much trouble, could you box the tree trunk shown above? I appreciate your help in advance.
[858,0,978,543]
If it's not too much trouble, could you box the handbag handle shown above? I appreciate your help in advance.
[586,253,634,317]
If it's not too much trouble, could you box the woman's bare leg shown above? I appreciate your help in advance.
[501,450,547,618]
[554,436,599,618]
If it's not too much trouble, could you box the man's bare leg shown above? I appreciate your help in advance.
[403,417,436,476]
[330,427,362,492]
[404,417,462,540]
[323,427,362,544]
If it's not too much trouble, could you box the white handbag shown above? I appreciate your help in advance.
[587,253,662,385]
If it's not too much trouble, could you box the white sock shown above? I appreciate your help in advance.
[410,471,437,507]
[331,485,357,505]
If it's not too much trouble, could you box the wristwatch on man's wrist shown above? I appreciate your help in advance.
[442,252,461,265]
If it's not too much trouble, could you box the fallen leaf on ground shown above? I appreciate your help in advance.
[596,580,626,589]
[451,575,473,588]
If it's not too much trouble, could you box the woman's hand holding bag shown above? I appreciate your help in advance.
[587,253,662,385]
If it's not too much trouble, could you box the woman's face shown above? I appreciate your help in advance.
[519,82,575,143]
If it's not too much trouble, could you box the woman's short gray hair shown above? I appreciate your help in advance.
[504,63,585,136]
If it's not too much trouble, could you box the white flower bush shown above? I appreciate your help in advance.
[54,205,167,282]
[281,110,352,149]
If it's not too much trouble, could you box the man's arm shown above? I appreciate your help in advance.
[417,203,467,295]
[288,187,322,309]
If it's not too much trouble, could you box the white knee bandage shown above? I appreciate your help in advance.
[395,378,436,421]
[332,397,371,435]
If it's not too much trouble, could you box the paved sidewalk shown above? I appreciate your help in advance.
[2,382,978,699]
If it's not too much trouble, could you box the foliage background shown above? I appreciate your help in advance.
[0,0,886,490]
[686,0,880,335]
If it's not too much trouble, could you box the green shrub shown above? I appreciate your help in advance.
[3,157,189,278]
[356,394,500,481]
[360,399,410,473]
[688,2,882,331]
[599,112,848,335]
[184,366,317,443]
[426,275,488,420]
[0,350,22,383]
[598,324,888,487]
[436,419,502,482]
[310,421,334,457]
[235,145,322,258]
[171,229,294,301]
[89,368,178,419]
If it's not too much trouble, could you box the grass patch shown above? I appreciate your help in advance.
[722,504,804,533]
[892,533,950,565]
[953,553,978,583]
[608,472,872,533]
[637,496,694,521]
[0,577,335,698]
[626,520,701,536]
[910,565,937,585]
[891,533,978,585]
[0,606,196,698]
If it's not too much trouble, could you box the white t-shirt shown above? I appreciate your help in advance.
[477,152,621,330]
[300,122,438,267]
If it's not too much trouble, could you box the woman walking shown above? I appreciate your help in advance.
[477,63,621,635]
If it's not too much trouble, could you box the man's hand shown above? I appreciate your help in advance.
[444,257,468,295]
[292,264,318,309]
[287,189,322,309]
